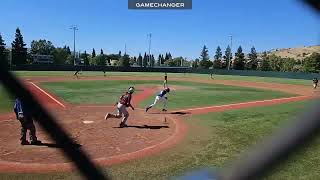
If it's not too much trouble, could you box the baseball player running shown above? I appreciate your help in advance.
[105,87,135,128]
[145,87,170,112]
[313,78,318,89]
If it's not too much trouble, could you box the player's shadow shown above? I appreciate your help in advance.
[150,111,191,116]
[171,111,191,115]
[31,142,82,149]
[113,125,169,129]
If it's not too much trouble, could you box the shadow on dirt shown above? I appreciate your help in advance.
[113,125,169,129]
[170,111,191,115]
[149,111,191,115]
[30,142,82,149]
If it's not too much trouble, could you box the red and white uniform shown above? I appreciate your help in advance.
[116,92,132,124]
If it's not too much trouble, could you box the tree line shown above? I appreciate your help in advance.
[0,28,319,73]
[0,28,182,68]
[193,45,320,73]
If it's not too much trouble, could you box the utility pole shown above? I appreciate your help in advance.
[125,44,127,55]
[228,35,233,70]
[148,33,152,67]
[70,25,78,66]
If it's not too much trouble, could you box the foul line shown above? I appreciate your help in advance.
[29,82,66,108]
[178,96,311,112]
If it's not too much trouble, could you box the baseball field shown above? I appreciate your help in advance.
[0,71,319,179]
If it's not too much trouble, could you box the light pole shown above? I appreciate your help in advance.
[148,33,152,67]
[228,35,233,70]
[70,25,78,66]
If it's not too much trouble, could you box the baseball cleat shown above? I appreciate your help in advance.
[105,113,110,120]
[30,140,42,145]
[119,122,127,128]
[162,109,167,112]
[21,140,30,145]
[145,107,150,112]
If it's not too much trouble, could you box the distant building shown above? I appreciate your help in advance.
[31,54,54,64]
[110,59,118,66]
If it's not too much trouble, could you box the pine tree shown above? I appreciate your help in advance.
[11,28,27,65]
[157,54,161,66]
[143,52,147,67]
[100,49,104,55]
[233,46,245,70]
[66,46,71,55]
[137,53,143,67]
[165,53,169,62]
[199,45,212,69]
[168,53,172,60]
[151,55,155,67]
[248,46,258,70]
[213,46,222,69]
[92,48,96,58]
[160,54,165,65]
[118,51,122,57]
[223,45,232,69]
[0,34,7,67]
[200,45,210,61]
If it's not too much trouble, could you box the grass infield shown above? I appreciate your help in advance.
[40,80,293,109]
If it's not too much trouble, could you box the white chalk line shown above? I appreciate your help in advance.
[178,96,310,112]
[29,82,66,108]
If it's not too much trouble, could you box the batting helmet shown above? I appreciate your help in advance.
[165,88,170,93]
[128,87,135,94]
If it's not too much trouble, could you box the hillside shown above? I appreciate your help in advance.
[265,45,320,59]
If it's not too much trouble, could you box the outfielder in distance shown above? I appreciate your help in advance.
[164,72,168,88]
[105,87,135,128]
[145,87,170,113]
[313,78,318,89]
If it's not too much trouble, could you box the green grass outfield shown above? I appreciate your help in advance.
[41,80,292,109]
[13,71,313,86]
[0,86,14,113]
[0,100,317,179]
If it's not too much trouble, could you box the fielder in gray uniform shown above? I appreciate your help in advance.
[145,87,170,112]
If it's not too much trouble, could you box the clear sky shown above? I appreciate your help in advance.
[1,0,319,59]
